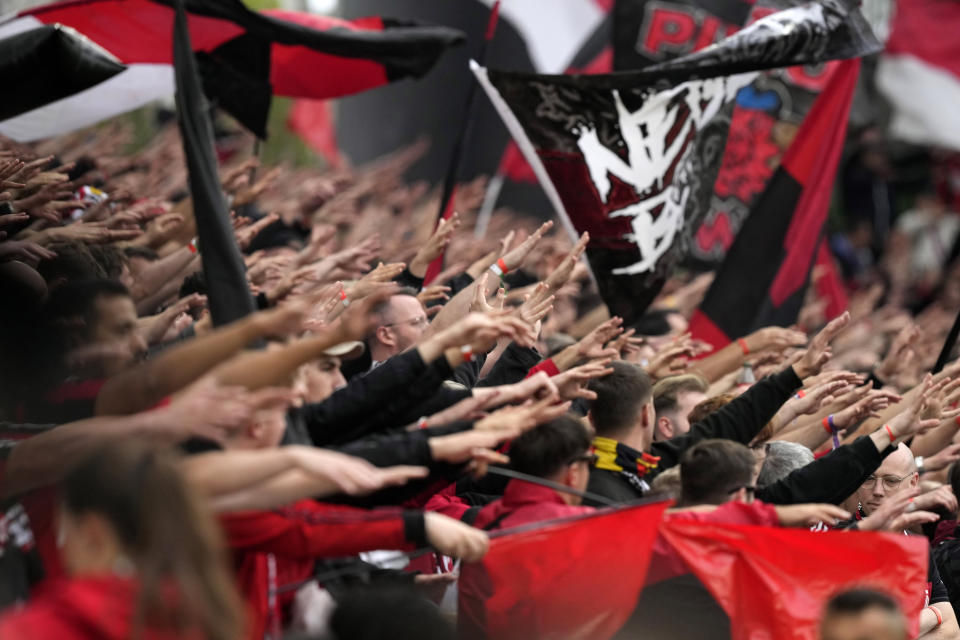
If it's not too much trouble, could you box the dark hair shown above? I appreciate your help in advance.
[327,587,454,640]
[44,279,131,341]
[87,245,126,279]
[822,588,906,638]
[824,589,901,616]
[949,462,960,503]
[588,361,653,437]
[680,439,755,507]
[509,415,592,479]
[686,393,736,425]
[653,374,709,416]
[62,441,244,640]
[37,242,107,286]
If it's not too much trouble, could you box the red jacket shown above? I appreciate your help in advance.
[220,499,417,640]
[0,575,202,640]
[471,480,593,532]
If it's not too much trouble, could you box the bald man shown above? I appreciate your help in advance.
[843,444,960,639]
[820,589,908,640]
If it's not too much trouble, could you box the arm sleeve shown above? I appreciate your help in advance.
[332,421,473,470]
[220,501,424,558]
[395,268,424,292]
[756,435,892,505]
[651,367,802,471]
[476,343,544,388]
[300,350,459,445]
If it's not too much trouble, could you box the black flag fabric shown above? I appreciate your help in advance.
[689,58,860,350]
[173,0,255,326]
[613,0,871,267]
[1,25,125,123]
[474,0,879,323]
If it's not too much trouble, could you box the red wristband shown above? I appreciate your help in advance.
[884,424,896,443]
[795,390,806,399]
[822,416,832,435]
[928,605,943,627]
[460,344,474,362]
[737,338,750,356]
[417,417,428,430]
[188,237,198,254]
[497,257,509,275]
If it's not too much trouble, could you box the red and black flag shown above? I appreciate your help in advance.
[613,0,852,267]
[475,0,878,324]
[689,58,859,350]
[0,0,463,141]
[656,519,929,639]
[458,500,670,640]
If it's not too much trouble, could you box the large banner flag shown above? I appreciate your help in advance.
[458,500,670,640]
[475,0,879,323]
[657,520,929,640]
[2,24,125,122]
[0,0,463,141]
[876,0,960,151]
[614,0,849,266]
[689,59,859,350]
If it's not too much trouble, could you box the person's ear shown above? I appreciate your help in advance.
[733,487,748,504]
[561,464,578,489]
[657,416,673,440]
[911,473,920,488]
[640,402,655,430]
[376,325,395,347]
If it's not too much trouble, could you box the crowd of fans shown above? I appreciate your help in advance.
[1,115,960,639]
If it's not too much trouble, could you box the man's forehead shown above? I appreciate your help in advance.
[389,294,424,314]
[875,446,915,476]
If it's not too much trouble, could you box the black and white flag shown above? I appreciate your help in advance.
[474,0,879,322]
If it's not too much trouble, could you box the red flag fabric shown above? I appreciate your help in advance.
[287,99,342,168]
[814,240,849,321]
[458,501,669,640]
[877,0,960,151]
[689,59,861,350]
[659,520,929,640]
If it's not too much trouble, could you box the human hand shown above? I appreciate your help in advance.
[791,379,850,416]
[235,213,278,250]
[774,503,851,528]
[0,240,56,266]
[474,394,571,433]
[792,312,850,379]
[289,446,429,496]
[418,284,451,308]
[409,211,461,277]
[875,323,919,382]
[745,326,808,354]
[552,359,614,401]
[925,444,960,474]
[912,485,958,515]
[544,232,589,292]
[36,221,141,245]
[501,221,553,273]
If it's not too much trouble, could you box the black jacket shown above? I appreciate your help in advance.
[756,435,892,505]
[292,349,459,446]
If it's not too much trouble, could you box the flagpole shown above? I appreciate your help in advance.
[424,1,501,284]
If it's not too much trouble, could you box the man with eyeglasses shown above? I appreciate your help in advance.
[368,289,431,369]
[839,444,960,639]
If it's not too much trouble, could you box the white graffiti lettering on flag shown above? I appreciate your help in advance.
[575,75,751,274]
